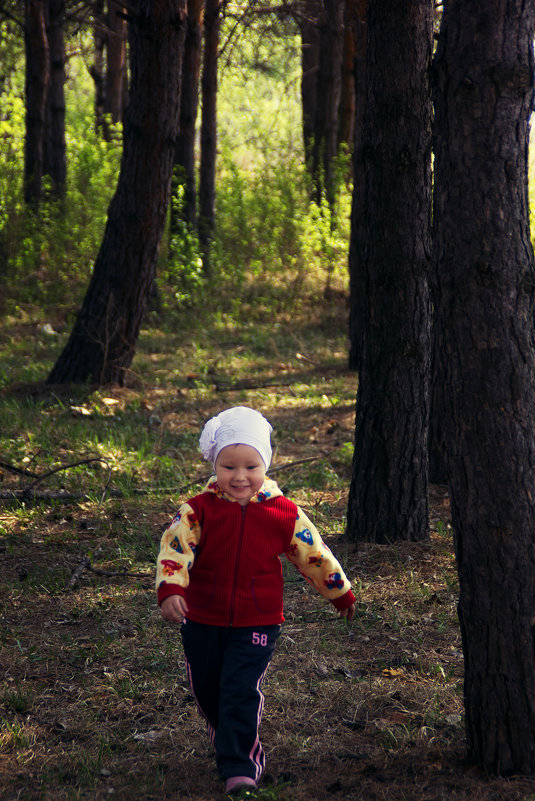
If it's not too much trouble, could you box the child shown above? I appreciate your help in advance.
[156,406,355,796]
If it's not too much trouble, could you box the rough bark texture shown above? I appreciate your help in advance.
[24,0,49,205]
[432,0,535,774]
[48,0,186,385]
[198,0,219,271]
[171,0,203,230]
[44,0,66,196]
[346,0,432,543]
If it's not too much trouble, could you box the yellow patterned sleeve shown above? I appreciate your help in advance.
[284,506,352,603]
[155,502,201,592]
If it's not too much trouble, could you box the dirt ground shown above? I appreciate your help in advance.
[2,377,535,801]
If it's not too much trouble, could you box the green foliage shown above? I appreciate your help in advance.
[0,15,351,327]
[0,55,122,317]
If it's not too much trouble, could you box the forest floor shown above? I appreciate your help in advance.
[1,295,535,801]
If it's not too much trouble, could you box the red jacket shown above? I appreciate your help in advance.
[156,478,355,627]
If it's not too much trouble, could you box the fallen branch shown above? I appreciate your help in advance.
[68,555,92,589]
[0,454,331,504]
[86,564,152,579]
[214,378,295,392]
[68,545,152,589]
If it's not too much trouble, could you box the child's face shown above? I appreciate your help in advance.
[215,444,267,505]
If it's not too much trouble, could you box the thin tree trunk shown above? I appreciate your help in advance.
[171,0,203,231]
[347,0,366,370]
[338,0,356,151]
[198,0,220,272]
[346,0,432,543]
[311,0,344,209]
[105,1,127,123]
[90,0,107,135]
[432,0,535,773]
[299,1,320,176]
[44,0,66,197]
[24,0,49,206]
[48,0,186,385]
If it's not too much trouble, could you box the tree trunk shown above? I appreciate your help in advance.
[44,0,66,197]
[311,0,344,209]
[338,0,356,151]
[347,0,366,370]
[432,0,535,774]
[346,0,432,543]
[198,0,220,272]
[24,0,49,206]
[90,0,107,134]
[299,1,320,175]
[171,0,203,231]
[48,0,186,386]
[105,1,127,124]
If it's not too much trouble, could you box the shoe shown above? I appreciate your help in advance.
[225,776,257,795]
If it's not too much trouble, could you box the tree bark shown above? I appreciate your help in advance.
[346,0,432,543]
[299,0,320,175]
[338,0,356,151]
[90,0,107,135]
[347,0,365,370]
[48,0,186,385]
[171,0,203,231]
[44,0,66,197]
[198,0,220,272]
[105,1,127,123]
[24,0,49,205]
[432,0,535,774]
[311,0,344,208]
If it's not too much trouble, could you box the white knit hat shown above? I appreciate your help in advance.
[199,406,273,468]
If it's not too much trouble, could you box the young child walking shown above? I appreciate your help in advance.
[156,406,355,796]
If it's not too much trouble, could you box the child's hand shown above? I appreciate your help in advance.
[160,594,189,623]
[339,602,355,622]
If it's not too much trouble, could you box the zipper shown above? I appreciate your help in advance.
[228,504,247,626]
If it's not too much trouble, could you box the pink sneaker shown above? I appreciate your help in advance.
[225,776,257,795]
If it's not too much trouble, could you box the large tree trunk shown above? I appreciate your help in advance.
[432,0,535,774]
[347,0,366,370]
[346,0,432,543]
[198,0,220,272]
[44,0,66,197]
[48,0,186,385]
[24,0,49,206]
[171,0,203,231]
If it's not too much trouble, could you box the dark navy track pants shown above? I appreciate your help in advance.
[181,619,280,781]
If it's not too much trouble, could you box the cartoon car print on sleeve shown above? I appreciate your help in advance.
[308,553,324,568]
[160,559,182,577]
[295,528,314,546]
[170,536,184,553]
[325,572,344,590]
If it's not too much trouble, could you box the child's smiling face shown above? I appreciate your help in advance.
[215,444,266,505]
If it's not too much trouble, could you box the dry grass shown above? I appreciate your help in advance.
[1,301,535,801]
